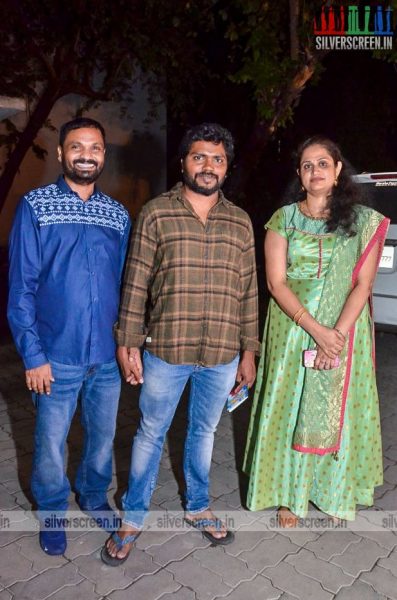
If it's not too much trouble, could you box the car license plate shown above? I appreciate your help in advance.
[379,245,394,269]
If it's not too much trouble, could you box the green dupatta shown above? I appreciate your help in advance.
[292,206,390,455]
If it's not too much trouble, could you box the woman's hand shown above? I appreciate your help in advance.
[312,325,345,360]
[313,346,340,370]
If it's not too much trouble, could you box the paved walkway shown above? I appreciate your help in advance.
[1,334,397,600]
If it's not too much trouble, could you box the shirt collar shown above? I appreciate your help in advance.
[56,175,100,200]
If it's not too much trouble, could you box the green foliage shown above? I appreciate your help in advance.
[221,0,320,124]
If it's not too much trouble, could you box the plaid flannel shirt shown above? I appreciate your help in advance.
[115,183,260,366]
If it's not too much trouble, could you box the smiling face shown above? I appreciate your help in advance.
[181,140,228,196]
[58,127,105,185]
[298,143,342,197]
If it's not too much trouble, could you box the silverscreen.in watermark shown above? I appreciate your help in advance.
[313,5,395,51]
[3,509,397,533]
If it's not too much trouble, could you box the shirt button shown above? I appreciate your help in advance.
[91,271,95,275]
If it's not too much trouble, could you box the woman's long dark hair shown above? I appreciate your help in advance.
[283,136,367,236]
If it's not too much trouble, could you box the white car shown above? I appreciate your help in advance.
[354,173,397,328]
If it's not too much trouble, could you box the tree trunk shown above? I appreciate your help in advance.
[0,84,61,213]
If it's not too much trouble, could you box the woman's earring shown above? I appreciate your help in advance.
[301,184,305,192]
[334,178,338,186]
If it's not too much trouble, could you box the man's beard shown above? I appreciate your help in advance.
[62,158,104,185]
[182,171,225,196]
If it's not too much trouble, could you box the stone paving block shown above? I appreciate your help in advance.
[352,527,397,550]
[193,546,256,587]
[213,574,282,600]
[213,436,235,457]
[0,430,11,442]
[12,489,31,509]
[210,479,237,499]
[1,478,26,494]
[0,589,12,600]
[159,497,184,511]
[0,460,20,482]
[63,530,107,560]
[277,529,320,547]
[135,531,180,551]
[304,530,361,560]
[160,588,196,599]
[334,579,388,599]
[374,481,395,499]
[384,464,397,484]
[146,532,209,566]
[214,489,242,509]
[17,534,68,571]
[0,542,36,587]
[0,530,37,548]
[379,546,397,576]
[73,552,134,596]
[151,480,180,504]
[157,465,177,485]
[331,537,389,576]
[166,555,232,599]
[239,533,299,572]
[385,445,397,462]
[210,465,240,492]
[9,562,84,600]
[224,531,275,557]
[360,565,397,600]
[46,578,101,599]
[0,484,18,509]
[263,562,333,600]
[117,545,162,583]
[285,548,354,594]
[108,569,179,600]
[212,448,236,466]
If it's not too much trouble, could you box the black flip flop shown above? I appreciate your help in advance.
[185,517,235,545]
[100,530,141,566]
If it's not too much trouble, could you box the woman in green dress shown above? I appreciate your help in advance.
[244,136,390,524]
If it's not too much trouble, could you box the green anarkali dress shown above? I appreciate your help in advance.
[244,202,388,520]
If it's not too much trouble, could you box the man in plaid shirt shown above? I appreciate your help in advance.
[102,123,260,566]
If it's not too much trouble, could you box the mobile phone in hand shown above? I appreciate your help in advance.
[226,385,249,412]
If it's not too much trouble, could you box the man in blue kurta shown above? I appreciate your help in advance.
[7,117,131,555]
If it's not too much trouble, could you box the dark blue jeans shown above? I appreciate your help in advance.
[31,359,120,513]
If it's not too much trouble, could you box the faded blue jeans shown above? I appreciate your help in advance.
[31,359,120,514]
[122,350,239,528]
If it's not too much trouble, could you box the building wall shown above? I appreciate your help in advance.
[0,82,166,246]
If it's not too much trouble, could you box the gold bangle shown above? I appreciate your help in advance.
[293,307,305,323]
[297,311,308,326]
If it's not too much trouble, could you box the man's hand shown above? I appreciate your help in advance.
[116,346,143,385]
[234,350,256,393]
[25,363,54,395]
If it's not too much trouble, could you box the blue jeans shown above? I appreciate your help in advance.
[31,359,120,513]
[122,350,239,528]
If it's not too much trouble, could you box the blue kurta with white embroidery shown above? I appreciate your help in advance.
[8,176,131,369]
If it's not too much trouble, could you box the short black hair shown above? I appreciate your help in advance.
[59,117,106,146]
[178,123,234,165]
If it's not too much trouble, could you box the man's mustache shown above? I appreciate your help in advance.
[196,172,218,180]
